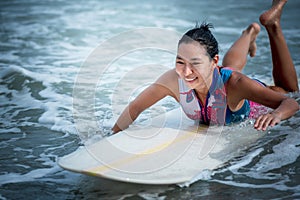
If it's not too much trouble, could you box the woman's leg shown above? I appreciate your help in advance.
[260,0,299,92]
[222,23,261,72]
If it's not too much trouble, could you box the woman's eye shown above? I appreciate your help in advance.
[176,61,184,65]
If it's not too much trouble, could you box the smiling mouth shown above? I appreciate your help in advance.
[185,77,197,82]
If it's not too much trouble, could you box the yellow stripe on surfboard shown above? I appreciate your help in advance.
[84,125,207,175]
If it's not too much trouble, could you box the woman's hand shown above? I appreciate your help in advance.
[254,111,282,131]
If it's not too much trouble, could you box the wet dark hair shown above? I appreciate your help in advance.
[179,22,219,59]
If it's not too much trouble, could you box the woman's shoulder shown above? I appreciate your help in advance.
[156,69,178,84]
[224,69,244,84]
[155,69,179,100]
[163,68,178,77]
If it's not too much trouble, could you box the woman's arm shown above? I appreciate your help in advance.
[227,72,299,131]
[112,69,179,133]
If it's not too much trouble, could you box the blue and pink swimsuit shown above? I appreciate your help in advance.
[178,67,269,125]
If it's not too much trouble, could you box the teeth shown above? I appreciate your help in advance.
[185,77,196,81]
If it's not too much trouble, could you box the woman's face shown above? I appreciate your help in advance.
[175,41,218,90]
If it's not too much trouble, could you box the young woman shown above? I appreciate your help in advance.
[112,0,299,133]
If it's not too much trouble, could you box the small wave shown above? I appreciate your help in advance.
[0,166,60,186]
[210,126,300,192]
[178,169,213,188]
[0,127,21,134]
[0,65,76,135]
[252,130,300,173]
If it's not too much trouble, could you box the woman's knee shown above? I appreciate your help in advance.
[268,85,288,94]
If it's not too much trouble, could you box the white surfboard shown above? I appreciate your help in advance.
[58,108,264,185]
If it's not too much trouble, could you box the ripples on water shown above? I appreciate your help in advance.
[0,0,300,199]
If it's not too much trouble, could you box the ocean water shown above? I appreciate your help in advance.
[1,0,300,199]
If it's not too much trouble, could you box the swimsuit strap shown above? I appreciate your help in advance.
[219,66,233,84]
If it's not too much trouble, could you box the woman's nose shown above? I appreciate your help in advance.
[184,64,193,76]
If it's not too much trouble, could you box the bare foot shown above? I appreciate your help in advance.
[247,23,261,57]
[259,0,287,27]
